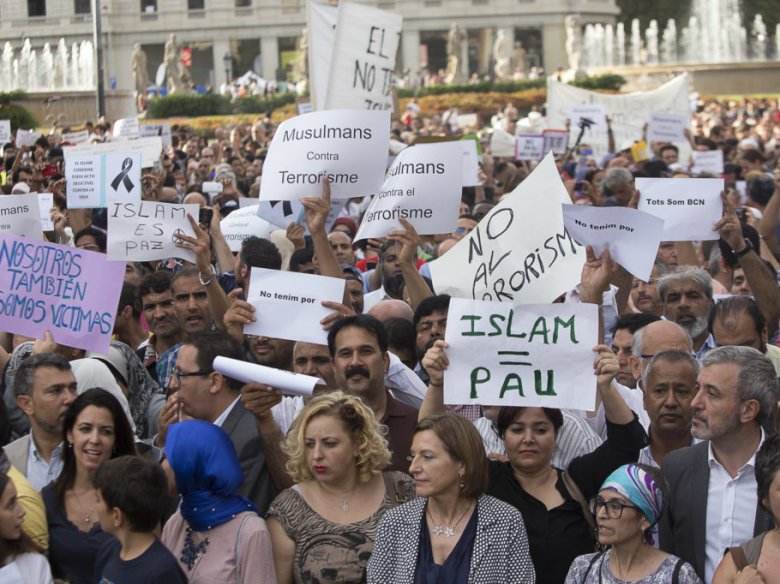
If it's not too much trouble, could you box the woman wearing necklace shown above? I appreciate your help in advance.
[367,413,535,583]
[565,463,700,584]
[161,420,276,583]
[42,389,137,584]
[267,391,415,584]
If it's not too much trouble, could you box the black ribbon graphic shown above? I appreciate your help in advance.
[110,157,135,192]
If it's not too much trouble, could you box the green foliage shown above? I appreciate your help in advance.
[146,93,232,118]
[0,93,39,133]
[570,74,626,91]
[233,93,298,114]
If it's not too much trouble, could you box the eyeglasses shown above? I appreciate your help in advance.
[589,496,641,519]
[168,369,212,385]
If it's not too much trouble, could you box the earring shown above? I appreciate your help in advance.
[459,474,465,489]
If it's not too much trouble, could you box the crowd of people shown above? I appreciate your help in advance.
[0,93,778,584]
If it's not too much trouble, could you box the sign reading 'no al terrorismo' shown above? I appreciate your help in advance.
[444,299,599,410]
[0,235,125,353]
[260,109,390,201]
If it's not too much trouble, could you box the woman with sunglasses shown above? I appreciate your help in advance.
[565,464,701,584]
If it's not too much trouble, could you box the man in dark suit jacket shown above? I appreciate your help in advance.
[660,346,776,582]
[170,331,286,513]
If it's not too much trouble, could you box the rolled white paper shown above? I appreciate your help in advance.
[212,356,322,397]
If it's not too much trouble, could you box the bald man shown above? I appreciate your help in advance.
[367,299,414,323]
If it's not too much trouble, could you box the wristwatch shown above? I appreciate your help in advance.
[733,238,753,258]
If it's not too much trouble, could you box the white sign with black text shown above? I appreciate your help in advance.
[0,193,43,239]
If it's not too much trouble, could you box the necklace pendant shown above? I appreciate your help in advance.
[84,513,91,524]
[342,500,350,512]
[444,527,455,538]
[432,525,444,536]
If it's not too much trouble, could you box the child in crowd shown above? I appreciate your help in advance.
[93,456,186,584]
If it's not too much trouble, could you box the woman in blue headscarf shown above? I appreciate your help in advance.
[565,464,702,584]
[160,420,276,584]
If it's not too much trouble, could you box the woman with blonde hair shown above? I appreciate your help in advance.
[267,391,414,583]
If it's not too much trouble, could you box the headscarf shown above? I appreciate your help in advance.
[70,358,137,435]
[601,464,663,545]
[166,420,257,532]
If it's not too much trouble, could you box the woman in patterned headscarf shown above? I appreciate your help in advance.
[565,464,701,584]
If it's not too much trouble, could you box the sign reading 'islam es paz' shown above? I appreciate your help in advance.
[259,109,390,201]
[444,299,599,409]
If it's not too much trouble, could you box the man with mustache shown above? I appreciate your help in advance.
[328,314,418,472]
[630,262,663,316]
[610,313,661,389]
[658,267,716,358]
[138,271,185,384]
[660,346,776,582]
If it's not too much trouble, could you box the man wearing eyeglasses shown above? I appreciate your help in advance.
[659,346,776,582]
[167,330,282,512]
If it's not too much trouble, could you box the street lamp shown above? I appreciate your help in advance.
[223,52,232,86]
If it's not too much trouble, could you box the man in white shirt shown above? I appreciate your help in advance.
[4,354,77,491]
[659,346,776,582]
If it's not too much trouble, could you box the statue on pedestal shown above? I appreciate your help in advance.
[493,29,511,80]
[131,43,149,111]
[511,41,527,77]
[445,23,466,84]
[164,34,181,93]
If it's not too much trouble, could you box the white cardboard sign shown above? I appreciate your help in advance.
[0,121,10,145]
[355,142,463,241]
[489,127,516,158]
[647,112,688,143]
[213,356,321,397]
[562,204,665,281]
[543,130,569,155]
[65,152,142,208]
[691,150,724,175]
[0,193,43,239]
[324,0,402,111]
[244,268,345,345]
[37,193,54,231]
[15,129,40,148]
[566,104,608,133]
[61,130,90,145]
[444,299,599,410]
[259,109,390,201]
[220,205,275,252]
[430,153,585,305]
[112,117,140,139]
[515,134,545,161]
[139,123,172,148]
[636,177,724,241]
[107,201,199,262]
[308,1,338,110]
[461,139,481,187]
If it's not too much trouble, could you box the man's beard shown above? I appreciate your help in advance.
[678,314,709,340]
[384,273,405,296]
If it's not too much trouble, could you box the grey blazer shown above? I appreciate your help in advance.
[367,495,535,584]
[4,434,31,476]
[659,440,773,580]
[221,399,277,515]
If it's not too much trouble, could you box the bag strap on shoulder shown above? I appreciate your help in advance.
[562,469,597,535]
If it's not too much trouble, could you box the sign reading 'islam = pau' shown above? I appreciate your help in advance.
[259,109,390,201]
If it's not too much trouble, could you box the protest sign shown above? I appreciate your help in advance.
[107,200,198,262]
[456,113,479,129]
[444,299,599,409]
[256,199,304,228]
[430,153,585,305]
[566,104,608,133]
[355,142,462,241]
[37,193,54,231]
[63,136,163,168]
[308,1,338,110]
[691,150,724,175]
[630,140,650,162]
[16,129,40,147]
[0,120,10,144]
[259,109,390,201]
[0,235,124,353]
[61,130,90,145]
[213,356,321,397]
[735,180,747,204]
[542,130,569,155]
[139,122,172,148]
[637,177,724,241]
[324,1,402,111]
[112,117,140,139]
[244,268,345,345]
[461,139,481,187]
[220,205,275,252]
[562,205,664,281]
[0,193,43,240]
[490,127,516,158]
[647,112,688,143]
[547,75,690,162]
[65,152,142,208]
[515,134,545,161]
